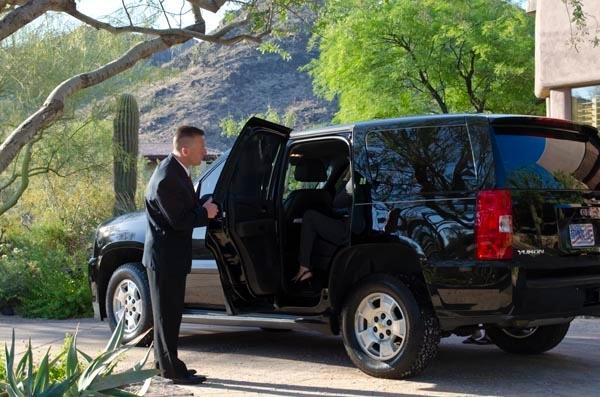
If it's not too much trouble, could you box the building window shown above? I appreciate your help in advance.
[572,85,600,128]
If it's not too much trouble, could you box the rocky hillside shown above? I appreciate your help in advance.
[136,15,337,152]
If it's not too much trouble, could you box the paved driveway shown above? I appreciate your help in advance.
[0,316,598,396]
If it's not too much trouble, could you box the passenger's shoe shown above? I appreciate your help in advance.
[170,374,207,385]
[292,269,313,283]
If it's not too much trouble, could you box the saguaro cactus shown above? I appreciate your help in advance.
[113,94,139,215]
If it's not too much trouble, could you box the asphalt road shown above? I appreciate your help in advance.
[1,316,598,396]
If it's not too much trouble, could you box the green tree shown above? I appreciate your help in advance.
[219,105,297,137]
[0,18,164,216]
[0,0,312,214]
[307,0,542,122]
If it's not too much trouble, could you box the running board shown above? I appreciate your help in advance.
[181,309,332,334]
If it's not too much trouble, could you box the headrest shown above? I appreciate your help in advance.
[294,158,327,182]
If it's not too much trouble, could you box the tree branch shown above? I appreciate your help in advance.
[0,34,187,174]
[120,0,133,26]
[0,0,277,177]
[158,0,172,29]
[0,142,32,216]
[187,0,227,13]
[64,7,260,43]
[0,0,64,42]
[385,33,448,113]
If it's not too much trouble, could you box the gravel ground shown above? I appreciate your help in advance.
[1,316,599,396]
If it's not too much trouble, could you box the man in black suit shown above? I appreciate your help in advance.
[142,126,218,385]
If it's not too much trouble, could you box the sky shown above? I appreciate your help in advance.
[76,0,231,33]
[54,1,527,34]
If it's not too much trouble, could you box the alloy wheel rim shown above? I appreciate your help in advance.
[112,279,143,334]
[354,292,407,361]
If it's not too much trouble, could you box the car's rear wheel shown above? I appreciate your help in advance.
[105,263,153,346]
[341,275,440,379]
[486,322,570,354]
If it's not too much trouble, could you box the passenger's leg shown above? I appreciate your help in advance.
[295,210,349,281]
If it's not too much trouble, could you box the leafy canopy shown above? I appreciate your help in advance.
[307,0,542,123]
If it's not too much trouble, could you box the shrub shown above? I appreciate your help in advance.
[0,243,33,313]
[0,317,157,396]
[3,228,93,319]
[0,157,115,318]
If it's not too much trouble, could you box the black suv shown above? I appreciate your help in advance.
[89,115,600,378]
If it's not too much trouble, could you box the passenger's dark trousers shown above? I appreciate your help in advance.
[146,268,188,378]
[298,209,350,269]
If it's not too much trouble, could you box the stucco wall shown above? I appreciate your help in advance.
[534,0,600,98]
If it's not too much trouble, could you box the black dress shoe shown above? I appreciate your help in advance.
[170,374,207,385]
[187,369,197,376]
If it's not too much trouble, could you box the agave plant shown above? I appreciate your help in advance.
[1,317,157,396]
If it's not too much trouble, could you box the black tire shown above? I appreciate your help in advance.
[486,322,570,354]
[105,263,153,346]
[341,275,440,379]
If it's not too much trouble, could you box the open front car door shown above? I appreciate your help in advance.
[206,117,291,312]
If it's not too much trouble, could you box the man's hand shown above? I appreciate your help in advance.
[203,198,219,219]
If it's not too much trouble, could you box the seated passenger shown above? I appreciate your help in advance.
[291,169,353,283]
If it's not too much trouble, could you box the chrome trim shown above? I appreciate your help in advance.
[181,309,331,333]
[192,226,206,240]
[191,259,217,270]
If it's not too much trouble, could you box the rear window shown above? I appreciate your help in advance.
[493,127,600,190]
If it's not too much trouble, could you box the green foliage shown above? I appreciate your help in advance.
[219,105,297,137]
[307,0,543,123]
[0,242,32,312]
[0,130,114,318]
[0,317,157,396]
[1,228,92,319]
[113,94,140,216]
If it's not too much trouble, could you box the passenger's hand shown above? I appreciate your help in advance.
[203,198,219,219]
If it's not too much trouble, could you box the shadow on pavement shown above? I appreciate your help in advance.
[203,378,418,397]
[177,329,598,396]
[178,329,353,368]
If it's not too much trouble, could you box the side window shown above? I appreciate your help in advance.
[365,125,476,201]
[229,132,284,201]
[199,160,225,197]
[282,163,331,200]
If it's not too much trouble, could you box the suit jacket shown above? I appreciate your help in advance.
[142,154,209,275]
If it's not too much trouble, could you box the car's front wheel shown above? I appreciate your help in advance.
[105,263,153,346]
[486,323,570,354]
[341,275,440,379]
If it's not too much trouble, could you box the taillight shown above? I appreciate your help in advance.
[475,190,513,260]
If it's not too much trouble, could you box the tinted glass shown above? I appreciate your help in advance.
[468,123,495,189]
[494,127,600,190]
[229,132,283,200]
[365,125,476,200]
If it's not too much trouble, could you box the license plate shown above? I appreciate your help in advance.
[569,223,595,247]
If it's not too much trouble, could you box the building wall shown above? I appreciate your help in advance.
[530,0,600,123]
[533,0,600,98]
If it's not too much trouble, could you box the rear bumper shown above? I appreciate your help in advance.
[437,266,600,331]
[88,256,102,320]
[440,309,598,331]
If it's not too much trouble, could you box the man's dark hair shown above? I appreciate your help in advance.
[173,125,205,150]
